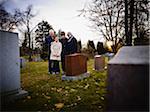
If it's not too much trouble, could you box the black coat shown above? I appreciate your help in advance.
[66,36,77,55]
[60,38,68,58]
[45,36,54,59]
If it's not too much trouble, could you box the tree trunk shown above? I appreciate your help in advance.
[27,20,32,61]
[128,0,134,46]
[125,0,129,45]
[28,32,32,61]
[135,3,139,38]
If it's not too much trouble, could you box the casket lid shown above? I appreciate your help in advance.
[108,46,149,65]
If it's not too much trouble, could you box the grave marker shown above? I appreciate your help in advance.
[94,55,105,71]
[107,46,149,111]
[62,53,90,80]
[0,30,28,103]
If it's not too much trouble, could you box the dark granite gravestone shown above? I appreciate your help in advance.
[106,46,149,111]
[0,30,28,103]
[65,53,87,76]
[94,55,105,71]
[97,42,105,55]
[62,53,90,81]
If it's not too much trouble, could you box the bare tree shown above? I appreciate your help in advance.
[124,0,149,45]
[134,0,149,43]
[21,5,36,61]
[79,0,124,53]
[0,3,23,31]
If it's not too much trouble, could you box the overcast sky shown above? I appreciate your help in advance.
[2,0,104,45]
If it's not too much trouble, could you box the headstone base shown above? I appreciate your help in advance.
[1,89,28,103]
[62,72,90,81]
[93,68,105,71]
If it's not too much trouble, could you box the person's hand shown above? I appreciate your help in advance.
[53,54,59,57]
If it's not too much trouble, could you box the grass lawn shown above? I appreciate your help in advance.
[3,59,107,112]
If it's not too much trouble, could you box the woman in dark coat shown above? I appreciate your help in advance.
[66,32,78,55]
[59,31,68,74]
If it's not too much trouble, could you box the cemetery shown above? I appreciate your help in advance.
[1,30,149,111]
[0,0,149,111]
[0,30,108,111]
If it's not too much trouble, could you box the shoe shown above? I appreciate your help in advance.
[48,72,52,74]
[52,72,56,75]
[55,72,60,75]
[62,71,66,75]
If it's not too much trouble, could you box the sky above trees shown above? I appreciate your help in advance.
[2,0,104,45]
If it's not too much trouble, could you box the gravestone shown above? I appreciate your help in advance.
[97,42,105,55]
[104,53,115,60]
[107,46,149,111]
[62,53,90,80]
[0,30,28,103]
[94,55,105,71]
[32,56,42,62]
[20,57,26,68]
[65,53,87,76]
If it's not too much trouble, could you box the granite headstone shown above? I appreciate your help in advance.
[0,30,28,103]
[107,46,149,111]
[94,55,105,71]
[65,53,87,76]
[62,53,90,80]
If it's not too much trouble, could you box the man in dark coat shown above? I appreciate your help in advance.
[45,29,55,74]
[66,32,78,55]
[59,31,68,74]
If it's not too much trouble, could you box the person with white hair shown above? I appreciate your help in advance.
[66,32,78,55]
[50,36,62,74]
[45,29,55,74]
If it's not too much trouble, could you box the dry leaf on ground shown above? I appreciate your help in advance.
[55,103,64,109]
[43,94,51,99]
[84,84,89,89]
[27,96,31,99]
[70,88,76,92]
[57,88,62,93]
[77,96,81,101]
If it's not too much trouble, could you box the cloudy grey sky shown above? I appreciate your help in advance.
[2,0,104,45]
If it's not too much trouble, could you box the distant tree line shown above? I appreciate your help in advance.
[81,40,114,59]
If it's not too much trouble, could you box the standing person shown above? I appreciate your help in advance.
[60,31,68,74]
[45,29,55,74]
[66,32,78,55]
[50,36,62,74]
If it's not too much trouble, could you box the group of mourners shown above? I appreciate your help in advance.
[45,29,78,75]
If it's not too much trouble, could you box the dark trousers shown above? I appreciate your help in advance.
[51,60,60,72]
[48,59,52,73]
[61,57,65,72]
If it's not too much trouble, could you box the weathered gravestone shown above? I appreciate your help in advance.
[62,53,90,80]
[107,46,149,111]
[0,30,28,103]
[94,55,105,71]
[20,57,26,68]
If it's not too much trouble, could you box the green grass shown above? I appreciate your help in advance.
[3,59,107,112]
